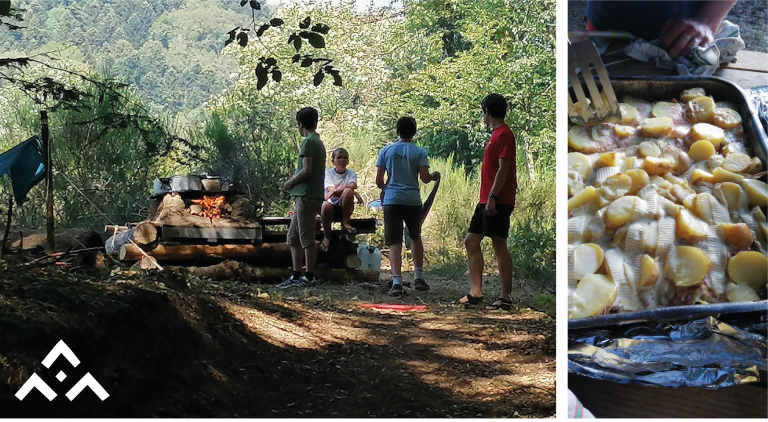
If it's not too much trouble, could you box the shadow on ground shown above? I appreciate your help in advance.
[0,265,555,417]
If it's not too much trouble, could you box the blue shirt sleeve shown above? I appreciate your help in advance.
[376,146,387,167]
[419,148,429,168]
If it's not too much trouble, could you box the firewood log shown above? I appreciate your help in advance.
[185,260,379,283]
[105,222,157,255]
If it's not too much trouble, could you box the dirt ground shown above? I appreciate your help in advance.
[0,261,555,418]
[567,0,768,53]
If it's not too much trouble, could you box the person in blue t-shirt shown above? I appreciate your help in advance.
[376,116,440,297]
[585,0,736,59]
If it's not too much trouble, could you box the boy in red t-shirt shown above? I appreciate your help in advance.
[459,93,516,310]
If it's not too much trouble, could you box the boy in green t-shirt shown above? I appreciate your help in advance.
[277,107,326,289]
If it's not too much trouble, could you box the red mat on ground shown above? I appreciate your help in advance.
[358,303,427,311]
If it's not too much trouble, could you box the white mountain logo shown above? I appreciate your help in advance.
[15,340,109,401]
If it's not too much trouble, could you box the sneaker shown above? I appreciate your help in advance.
[278,276,311,289]
[276,276,298,288]
[414,278,430,291]
[388,283,404,297]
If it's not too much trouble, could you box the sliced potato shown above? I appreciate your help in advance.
[637,141,661,158]
[625,168,650,195]
[568,171,585,197]
[619,103,638,124]
[748,157,763,174]
[713,108,742,129]
[712,167,744,183]
[638,254,660,287]
[669,184,692,203]
[614,125,635,137]
[674,206,708,243]
[752,207,768,240]
[740,179,768,207]
[643,220,659,253]
[604,196,636,228]
[642,156,675,175]
[688,140,716,162]
[651,101,679,118]
[599,173,633,201]
[725,282,760,303]
[683,193,697,211]
[679,87,705,103]
[690,168,715,184]
[597,152,624,168]
[722,142,747,156]
[572,243,605,280]
[686,96,715,124]
[649,175,670,189]
[570,274,617,319]
[706,154,725,171]
[690,123,725,147]
[568,125,600,153]
[722,152,752,173]
[663,246,711,287]
[568,186,597,211]
[715,182,743,209]
[641,117,674,137]
[694,192,720,224]
[568,152,592,178]
[728,251,768,289]
[715,101,737,110]
[663,173,686,187]
[592,123,614,144]
[721,223,753,250]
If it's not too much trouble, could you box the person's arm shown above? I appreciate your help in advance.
[658,0,736,59]
[485,158,511,216]
[418,166,440,184]
[324,185,336,201]
[284,156,313,191]
[376,166,386,190]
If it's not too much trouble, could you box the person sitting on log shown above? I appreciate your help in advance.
[376,116,440,297]
[320,148,363,251]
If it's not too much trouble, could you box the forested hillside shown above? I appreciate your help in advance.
[0,0,264,116]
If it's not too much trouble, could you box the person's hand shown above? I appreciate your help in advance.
[485,197,497,217]
[658,18,714,59]
[431,171,441,182]
[283,180,293,191]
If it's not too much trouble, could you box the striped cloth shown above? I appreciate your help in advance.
[623,20,745,76]
[568,389,595,418]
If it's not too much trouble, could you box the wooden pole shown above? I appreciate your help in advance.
[41,110,54,251]
[1,198,12,258]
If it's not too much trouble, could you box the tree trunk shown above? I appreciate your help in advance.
[1,198,12,258]
[118,242,291,262]
[344,254,362,269]
[185,260,379,284]
[105,225,129,234]
[133,222,157,245]
[41,110,54,251]
[522,132,536,180]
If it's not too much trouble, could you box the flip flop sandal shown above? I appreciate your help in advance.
[458,294,483,307]
[488,297,513,311]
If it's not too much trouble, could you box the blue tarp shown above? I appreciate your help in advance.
[0,136,46,204]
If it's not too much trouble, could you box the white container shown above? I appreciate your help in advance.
[357,244,381,273]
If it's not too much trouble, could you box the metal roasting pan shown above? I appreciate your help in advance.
[568,75,768,330]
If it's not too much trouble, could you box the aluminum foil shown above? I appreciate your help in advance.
[748,86,768,138]
[569,316,768,388]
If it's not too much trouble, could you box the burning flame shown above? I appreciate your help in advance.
[192,195,226,219]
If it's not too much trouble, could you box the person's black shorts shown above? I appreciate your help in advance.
[383,204,422,245]
[332,203,344,220]
[468,202,514,239]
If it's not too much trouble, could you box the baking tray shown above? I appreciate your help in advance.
[568,75,768,330]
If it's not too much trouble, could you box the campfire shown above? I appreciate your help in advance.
[191,195,227,219]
